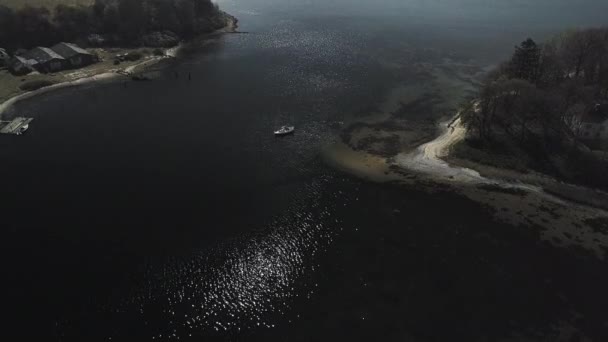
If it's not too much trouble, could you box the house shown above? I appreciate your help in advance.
[22,47,68,73]
[51,42,96,68]
[575,104,608,144]
[0,48,10,67]
[8,56,38,75]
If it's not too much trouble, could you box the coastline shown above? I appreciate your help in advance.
[0,62,141,119]
[324,108,608,258]
[0,15,238,119]
[393,115,608,208]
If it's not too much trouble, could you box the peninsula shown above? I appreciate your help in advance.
[325,25,608,259]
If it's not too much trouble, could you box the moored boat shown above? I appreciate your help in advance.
[16,123,29,135]
[274,125,295,136]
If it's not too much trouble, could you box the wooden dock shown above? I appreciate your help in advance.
[0,117,33,135]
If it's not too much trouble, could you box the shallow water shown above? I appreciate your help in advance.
[2,0,608,340]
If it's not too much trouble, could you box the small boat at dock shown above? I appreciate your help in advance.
[274,125,295,136]
[16,123,29,135]
[0,117,33,136]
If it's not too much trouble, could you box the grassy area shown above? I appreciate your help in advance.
[450,134,608,192]
[450,136,534,174]
[2,0,92,9]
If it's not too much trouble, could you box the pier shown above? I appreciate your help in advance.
[0,117,33,135]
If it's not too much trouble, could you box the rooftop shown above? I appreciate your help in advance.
[12,55,38,66]
[24,47,65,64]
[51,42,92,59]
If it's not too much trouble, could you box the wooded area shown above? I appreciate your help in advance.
[1,0,93,9]
[462,28,608,144]
[458,27,608,189]
[0,0,226,50]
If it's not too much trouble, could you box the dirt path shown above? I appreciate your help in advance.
[394,116,581,204]
[395,117,488,184]
[391,115,608,257]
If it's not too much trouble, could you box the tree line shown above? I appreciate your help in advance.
[461,27,608,147]
[0,0,224,50]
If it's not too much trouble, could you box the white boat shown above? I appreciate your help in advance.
[274,125,295,136]
[17,124,30,135]
[17,123,29,135]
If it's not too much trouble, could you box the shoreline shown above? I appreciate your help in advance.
[324,110,608,258]
[0,15,238,119]
[1,62,139,119]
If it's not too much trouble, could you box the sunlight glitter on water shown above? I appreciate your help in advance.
[105,179,345,339]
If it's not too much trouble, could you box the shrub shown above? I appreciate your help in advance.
[19,79,56,91]
[124,51,142,61]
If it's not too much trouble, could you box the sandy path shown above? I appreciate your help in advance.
[394,116,572,202]
[395,117,488,184]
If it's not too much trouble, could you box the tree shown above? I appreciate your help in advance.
[0,5,17,49]
[147,0,180,33]
[117,0,147,42]
[2,0,223,48]
[508,38,541,83]
[14,6,54,48]
[537,40,565,88]
[54,5,93,42]
[92,0,107,18]
[561,29,596,79]
[175,0,196,36]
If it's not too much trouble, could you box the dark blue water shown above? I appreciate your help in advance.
[2,0,608,341]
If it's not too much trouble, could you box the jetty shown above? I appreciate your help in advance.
[0,117,33,135]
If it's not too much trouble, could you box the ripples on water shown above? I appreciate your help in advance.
[7,2,562,340]
[81,175,351,340]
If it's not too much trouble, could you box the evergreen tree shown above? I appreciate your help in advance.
[509,38,541,83]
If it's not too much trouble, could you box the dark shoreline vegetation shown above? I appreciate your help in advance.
[458,26,608,190]
[0,0,235,50]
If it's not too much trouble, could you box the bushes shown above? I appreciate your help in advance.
[19,79,56,91]
[562,149,608,190]
[92,0,221,42]
[464,29,608,144]
[451,137,531,173]
[123,52,142,61]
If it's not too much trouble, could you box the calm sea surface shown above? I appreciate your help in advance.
[2,0,608,340]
